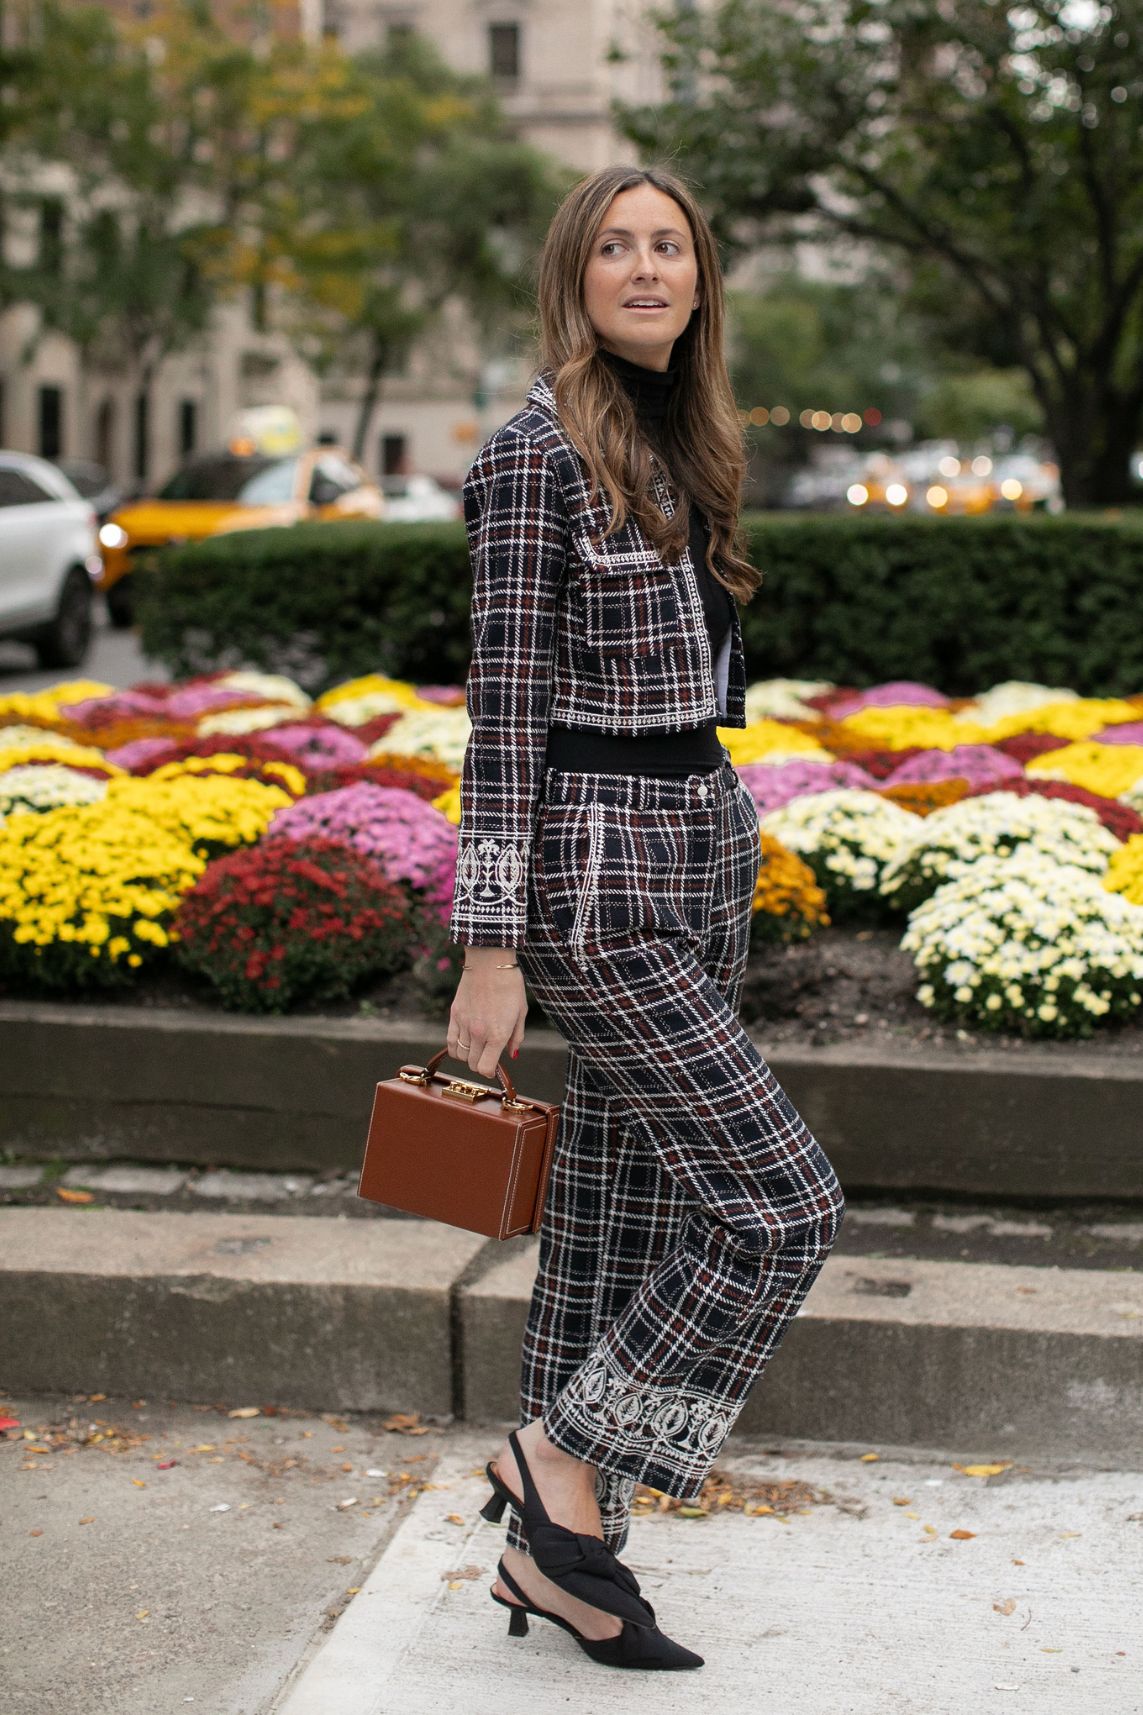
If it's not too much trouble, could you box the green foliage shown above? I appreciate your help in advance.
[617,0,1143,504]
[139,511,1143,699]
[138,520,474,694]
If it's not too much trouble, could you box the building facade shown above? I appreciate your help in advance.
[0,0,669,491]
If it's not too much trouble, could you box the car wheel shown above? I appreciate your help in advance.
[105,575,135,629]
[35,568,94,669]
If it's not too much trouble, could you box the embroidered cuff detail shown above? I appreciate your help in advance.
[450,831,530,943]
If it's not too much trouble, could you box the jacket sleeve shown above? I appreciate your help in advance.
[448,425,569,948]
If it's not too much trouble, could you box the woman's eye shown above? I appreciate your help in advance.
[600,240,680,256]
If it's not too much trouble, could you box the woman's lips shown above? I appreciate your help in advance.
[622,303,669,312]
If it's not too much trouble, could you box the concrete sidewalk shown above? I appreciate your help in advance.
[2,1399,1138,1714]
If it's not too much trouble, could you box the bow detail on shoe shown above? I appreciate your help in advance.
[528,1523,656,1625]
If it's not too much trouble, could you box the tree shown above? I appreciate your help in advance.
[617,0,1143,505]
[262,33,569,459]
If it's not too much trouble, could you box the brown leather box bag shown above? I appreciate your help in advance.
[357,1045,560,1239]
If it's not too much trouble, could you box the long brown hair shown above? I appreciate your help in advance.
[534,163,760,603]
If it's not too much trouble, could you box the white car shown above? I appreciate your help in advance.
[379,473,462,523]
[0,450,100,667]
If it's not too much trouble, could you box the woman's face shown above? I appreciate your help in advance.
[582,183,700,373]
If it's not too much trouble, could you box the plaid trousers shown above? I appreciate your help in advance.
[502,754,847,1558]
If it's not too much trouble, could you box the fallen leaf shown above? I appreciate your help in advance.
[950,1529,976,1540]
[0,1415,21,1432]
[994,1599,1017,1615]
[328,1555,353,1565]
[56,1187,93,1204]
[1041,1648,1063,1654]
[859,1452,880,1463]
[891,1496,912,1506]
[381,1413,432,1436]
[677,1506,709,1518]
[346,1587,361,1595]
[1058,1531,1082,1539]
[228,1408,261,1419]
[440,1565,482,1581]
[208,1503,231,1513]
[28,1528,43,1537]
[746,1504,773,1516]
[192,1444,216,1453]
[922,1525,938,1536]
[1012,1558,1025,1566]
[156,1460,178,1470]
[136,1610,149,1620]
[131,1479,146,1489]
[447,1580,464,1591]
[335,1497,358,1510]
[340,1463,354,1473]
[444,1513,466,1525]
[79,1516,95,1525]
[954,1463,1013,1478]
[88,1394,106,1402]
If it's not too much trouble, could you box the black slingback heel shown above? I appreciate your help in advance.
[488,1556,704,1670]
[479,1427,655,1628]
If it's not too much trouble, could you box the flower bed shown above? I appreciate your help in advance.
[2,668,1141,1036]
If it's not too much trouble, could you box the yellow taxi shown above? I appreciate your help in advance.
[97,439,385,627]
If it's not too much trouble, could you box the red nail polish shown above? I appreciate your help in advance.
[512,1049,519,1058]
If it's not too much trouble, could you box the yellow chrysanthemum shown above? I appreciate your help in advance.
[316,674,440,715]
[980,698,1142,744]
[1027,742,1143,799]
[1104,834,1143,908]
[720,719,833,766]
[0,739,123,777]
[837,706,993,751]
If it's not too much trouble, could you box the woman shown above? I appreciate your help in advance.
[446,163,847,1669]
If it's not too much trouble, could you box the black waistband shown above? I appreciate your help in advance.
[544,719,725,776]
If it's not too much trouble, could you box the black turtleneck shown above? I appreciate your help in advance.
[544,346,733,777]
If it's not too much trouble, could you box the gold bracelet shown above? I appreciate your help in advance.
[462,960,519,969]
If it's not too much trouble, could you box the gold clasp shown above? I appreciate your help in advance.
[442,1077,490,1102]
[398,1069,429,1085]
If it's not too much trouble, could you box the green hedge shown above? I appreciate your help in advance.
[137,513,1143,697]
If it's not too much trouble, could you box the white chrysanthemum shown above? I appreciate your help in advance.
[196,704,303,736]
[0,725,71,751]
[0,764,108,821]
[212,671,311,709]
[958,681,1080,725]
[760,789,919,917]
[364,707,472,770]
[880,791,1117,912]
[743,678,834,722]
[901,853,1143,1038]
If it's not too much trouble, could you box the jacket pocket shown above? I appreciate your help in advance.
[574,547,684,659]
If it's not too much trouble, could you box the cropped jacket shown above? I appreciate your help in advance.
[448,366,748,948]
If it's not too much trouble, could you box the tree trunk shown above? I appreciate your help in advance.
[352,338,388,465]
[1042,378,1141,509]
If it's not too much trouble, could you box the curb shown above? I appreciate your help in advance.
[2,1207,1141,1464]
[2,1001,1140,1199]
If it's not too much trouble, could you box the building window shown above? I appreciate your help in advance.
[179,398,198,457]
[95,397,116,470]
[40,199,64,275]
[134,390,150,483]
[488,21,520,82]
[38,385,64,460]
[380,432,408,476]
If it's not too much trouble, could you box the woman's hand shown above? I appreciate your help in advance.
[448,946,528,1080]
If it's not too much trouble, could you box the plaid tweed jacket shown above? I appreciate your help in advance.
[448,366,749,948]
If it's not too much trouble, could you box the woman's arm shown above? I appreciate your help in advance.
[448,425,569,950]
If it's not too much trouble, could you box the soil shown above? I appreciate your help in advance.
[4,927,1140,1061]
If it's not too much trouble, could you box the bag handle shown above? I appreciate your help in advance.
[398,1044,528,1109]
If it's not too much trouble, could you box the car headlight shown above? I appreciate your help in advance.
[99,522,129,549]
